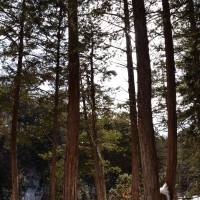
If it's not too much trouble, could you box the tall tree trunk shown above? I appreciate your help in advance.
[50,4,63,200]
[161,0,177,199]
[89,37,107,200]
[187,0,200,125]
[10,1,25,199]
[63,0,80,199]
[123,0,140,199]
[188,0,199,63]
[132,0,160,199]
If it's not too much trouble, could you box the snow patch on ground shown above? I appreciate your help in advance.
[160,183,170,200]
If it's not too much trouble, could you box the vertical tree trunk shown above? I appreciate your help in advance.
[63,0,80,199]
[187,0,200,125]
[10,1,25,199]
[89,37,107,200]
[187,0,199,63]
[123,0,140,199]
[82,86,107,200]
[132,0,160,199]
[50,4,63,200]
[161,0,177,199]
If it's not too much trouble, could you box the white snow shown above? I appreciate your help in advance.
[160,183,170,200]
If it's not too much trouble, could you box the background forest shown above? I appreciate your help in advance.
[0,0,199,199]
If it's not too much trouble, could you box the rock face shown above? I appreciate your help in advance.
[23,188,43,200]
[24,188,36,200]
[22,170,43,200]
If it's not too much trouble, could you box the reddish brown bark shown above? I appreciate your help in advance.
[50,4,63,200]
[63,0,80,199]
[82,83,107,200]
[89,37,107,200]
[10,1,25,199]
[132,0,160,199]
[123,0,140,199]
[161,0,177,199]
[82,86,107,200]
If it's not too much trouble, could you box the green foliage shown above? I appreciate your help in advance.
[108,174,132,200]
[177,133,200,196]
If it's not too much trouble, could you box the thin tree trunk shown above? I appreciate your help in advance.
[187,0,200,125]
[161,0,177,199]
[63,0,80,199]
[10,1,25,199]
[82,87,107,200]
[123,0,140,199]
[132,0,160,199]
[187,0,199,63]
[50,4,63,200]
[89,37,107,200]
